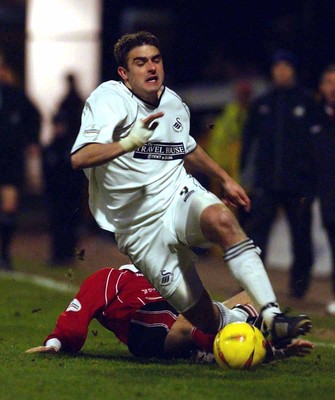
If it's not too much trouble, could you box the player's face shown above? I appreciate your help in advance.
[271,62,295,87]
[118,45,164,105]
[320,71,335,105]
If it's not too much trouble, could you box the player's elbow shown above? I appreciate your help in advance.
[71,151,85,170]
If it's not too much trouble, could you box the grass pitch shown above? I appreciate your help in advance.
[1,264,335,400]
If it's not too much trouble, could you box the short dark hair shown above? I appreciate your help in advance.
[320,64,335,83]
[114,31,161,69]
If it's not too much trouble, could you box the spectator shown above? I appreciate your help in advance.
[0,54,41,270]
[240,49,317,299]
[311,64,335,315]
[56,73,84,140]
[206,80,252,197]
[42,110,85,266]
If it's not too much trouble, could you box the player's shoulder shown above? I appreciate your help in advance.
[86,81,137,114]
[163,86,190,115]
[84,267,139,285]
[90,80,127,99]
[164,86,184,103]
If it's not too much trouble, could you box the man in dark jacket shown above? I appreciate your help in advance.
[241,50,317,299]
[0,56,41,270]
[42,110,85,266]
[311,64,335,314]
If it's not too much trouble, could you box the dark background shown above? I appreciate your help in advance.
[102,0,335,89]
[1,0,335,90]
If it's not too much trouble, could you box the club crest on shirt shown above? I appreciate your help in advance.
[160,270,174,286]
[172,117,183,132]
[66,298,82,312]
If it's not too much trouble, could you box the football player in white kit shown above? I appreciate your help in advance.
[71,31,311,346]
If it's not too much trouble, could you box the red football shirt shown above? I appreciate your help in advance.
[44,267,164,352]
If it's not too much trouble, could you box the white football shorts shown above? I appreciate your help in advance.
[115,175,222,313]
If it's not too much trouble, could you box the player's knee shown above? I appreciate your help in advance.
[201,204,243,245]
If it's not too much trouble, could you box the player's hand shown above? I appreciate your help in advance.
[120,112,164,152]
[280,338,314,358]
[266,338,314,362]
[221,177,251,212]
[25,346,59,354]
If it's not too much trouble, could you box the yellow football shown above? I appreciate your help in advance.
[213,322,267,370]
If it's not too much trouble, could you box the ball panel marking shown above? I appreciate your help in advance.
[213,322,266,370]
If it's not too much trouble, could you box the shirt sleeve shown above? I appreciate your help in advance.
[182,102,197,153]
[186,134,197,153]
[44,268,117,353]
[71,89,135,154]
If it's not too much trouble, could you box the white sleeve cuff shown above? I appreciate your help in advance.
[45,338,62,351]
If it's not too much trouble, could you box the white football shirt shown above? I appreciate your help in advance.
[71,80,197,233]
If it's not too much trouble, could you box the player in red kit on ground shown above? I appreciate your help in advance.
[26,264,239,358]
[26,264,314,362]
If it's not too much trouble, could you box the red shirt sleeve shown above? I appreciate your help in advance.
[44,268,118,352]
[44,267,164,352]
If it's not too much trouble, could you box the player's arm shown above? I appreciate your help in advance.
[71,112,164,169]
[25,269,115,354]
[184,145,251,211]
[25,344,60,354]
[265,338,314,363]
[71,141,126,169]
[164,291,254,356]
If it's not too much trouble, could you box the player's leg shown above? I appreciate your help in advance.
[284,193,313,298]
[199,202,312,342]
[165,264,258,334]
[0,185,18,270]
[175,185,281,328]
[173,177,312,343]
[179,287,219,333]
[173,177,279,323]
[127,293,255,359]
[165,290,258,355]
[323,223,335,314]
[201,203,277,310]
[127,301,188,358]
[116,220,235,334]
[241,189,278,262]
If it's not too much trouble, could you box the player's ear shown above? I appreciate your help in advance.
[118,66,128,81]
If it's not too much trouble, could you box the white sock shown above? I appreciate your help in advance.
[213,301,232,330]
[213,301,252,330]
[229,307,250,323]
[224,239,281,327]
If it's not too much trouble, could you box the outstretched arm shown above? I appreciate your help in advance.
[25,344,60,354]
[71,112,164,169]
[184,145,251,211]
[265,338,314,363]
[25,268,118,354]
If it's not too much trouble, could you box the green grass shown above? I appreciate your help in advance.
[1,266,335,400]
